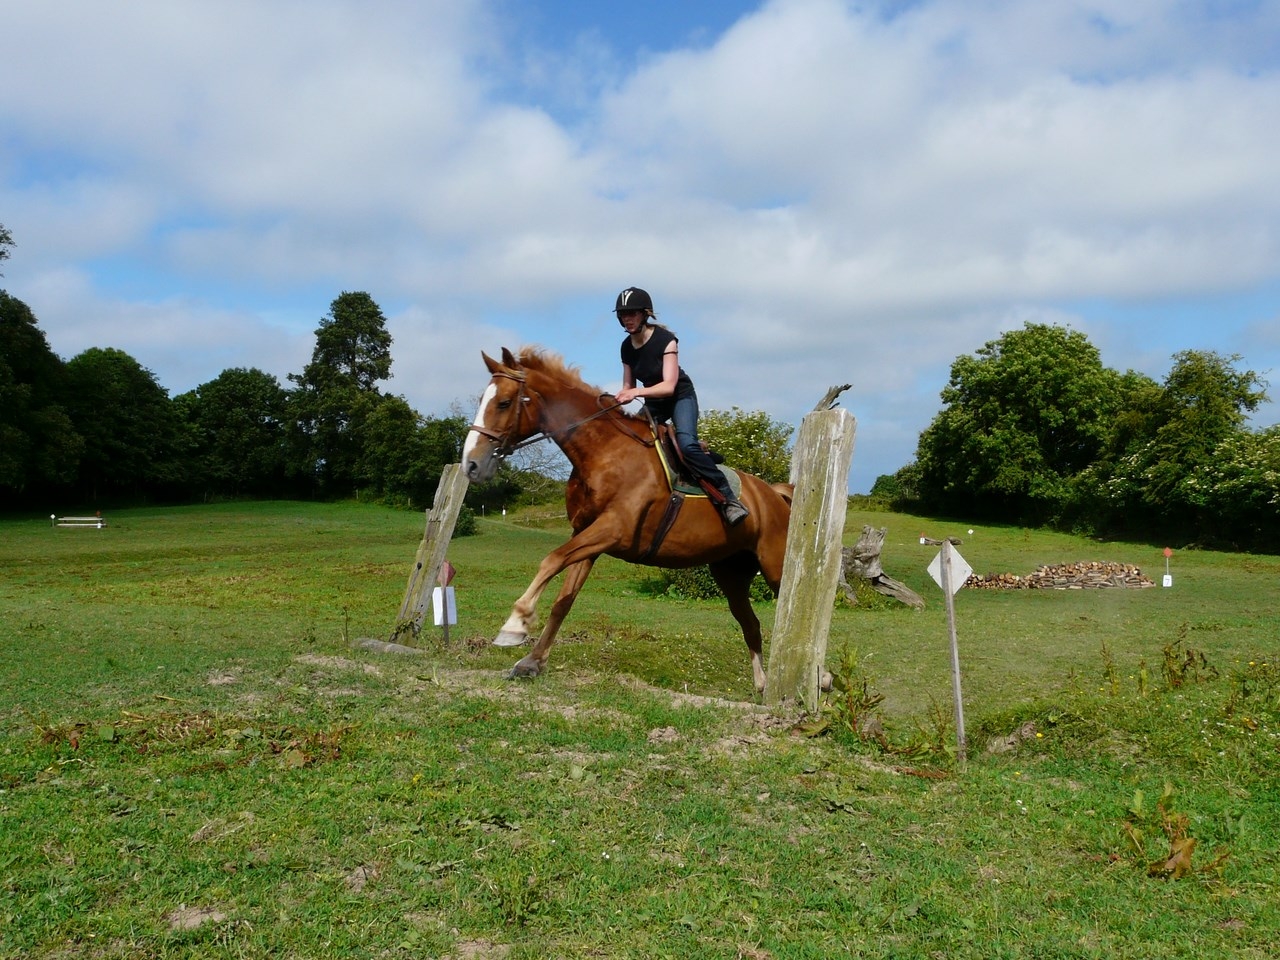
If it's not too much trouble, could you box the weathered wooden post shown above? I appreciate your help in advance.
[388,463,471,645]
[766,392,856,710]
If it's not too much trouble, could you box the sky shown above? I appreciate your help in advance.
[3,0,1279,493]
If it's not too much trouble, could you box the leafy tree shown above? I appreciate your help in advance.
[63,347,184,500]
[357,396,468,505]
[300,290,392,392]
[1182,426,1280,548]
[0,291,83,493]
[913,322,1122,521]
[0,221,12,274]
[1081,350,1270,540]
[288,292,394,496]
[175,367,290,499]
[1143,350,1268,508]
[699,406,794,483]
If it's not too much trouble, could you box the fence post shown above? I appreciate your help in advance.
[389,463,471,645]
[766,406,857,710]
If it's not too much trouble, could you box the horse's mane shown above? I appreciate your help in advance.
[514,346,603,396]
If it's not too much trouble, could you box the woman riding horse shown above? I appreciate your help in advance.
[462,346,793,693]
[613,286,749,527]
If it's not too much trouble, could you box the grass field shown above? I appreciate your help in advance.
[1,501,1278,958]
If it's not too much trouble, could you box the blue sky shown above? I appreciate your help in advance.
[3,0,1279,492]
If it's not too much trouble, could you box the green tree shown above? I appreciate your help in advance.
[357,397,469,506]
[1182,426,1280,549]
[302,290,392,391]
[0,291,83,493]
[287,292,394,495]
[63,347,184,501]
[175,367,290,499]
[0,221,12,274]
[913,322,1122,521]
[1082,350,1270,540]
[699,406,794,483]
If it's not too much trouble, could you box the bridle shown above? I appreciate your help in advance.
[467,369,642,463]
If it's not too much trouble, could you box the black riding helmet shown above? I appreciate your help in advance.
[614,287,653,314]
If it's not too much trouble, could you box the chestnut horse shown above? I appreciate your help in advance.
[462,347,793,692]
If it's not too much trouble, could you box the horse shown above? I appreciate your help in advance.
[461,347,794,693]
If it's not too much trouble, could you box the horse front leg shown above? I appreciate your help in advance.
[509,558,596,679]
[493,550,576,646]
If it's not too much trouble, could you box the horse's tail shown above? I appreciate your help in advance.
[770,482,795,507]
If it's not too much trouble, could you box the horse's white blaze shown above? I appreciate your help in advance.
[462,383,499,481]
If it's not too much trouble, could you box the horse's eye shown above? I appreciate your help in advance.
[496,399,513,411]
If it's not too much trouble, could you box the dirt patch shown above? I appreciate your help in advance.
[344,863,380,893]
[166,905,226,931]
[446,941,511,960]
[647,726,680,744]
[296,653,382,675]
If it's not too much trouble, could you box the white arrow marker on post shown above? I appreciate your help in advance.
[927,540,971,762]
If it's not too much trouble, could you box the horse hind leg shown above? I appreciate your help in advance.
[509,558,596,679]
[708,555,767,695]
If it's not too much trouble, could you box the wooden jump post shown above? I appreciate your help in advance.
[766,386,856,711]
[388,463,471,646]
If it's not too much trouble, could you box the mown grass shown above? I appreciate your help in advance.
[1,501,1277,958]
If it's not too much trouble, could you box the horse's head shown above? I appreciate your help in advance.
[462,348,540,482]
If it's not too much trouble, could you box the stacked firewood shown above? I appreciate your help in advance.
[966,561,1154,590]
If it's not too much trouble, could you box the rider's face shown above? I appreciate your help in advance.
[617,310,645,334]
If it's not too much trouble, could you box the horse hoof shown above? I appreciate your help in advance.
[506,657,542,680]
[493,630,528,647]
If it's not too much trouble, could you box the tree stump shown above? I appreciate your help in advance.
[838,525,925,609]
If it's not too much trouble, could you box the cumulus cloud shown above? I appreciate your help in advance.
[3,0,1279,489]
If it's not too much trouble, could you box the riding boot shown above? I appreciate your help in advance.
[711,475,749,527]
[720,498,749,527]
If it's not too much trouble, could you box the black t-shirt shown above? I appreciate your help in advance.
[620,326,694,418]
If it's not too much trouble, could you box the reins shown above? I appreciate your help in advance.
[468,371,651,462]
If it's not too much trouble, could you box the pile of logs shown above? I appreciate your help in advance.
[965,561,1153,590]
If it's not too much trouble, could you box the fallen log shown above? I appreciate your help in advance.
[838,525,926,609]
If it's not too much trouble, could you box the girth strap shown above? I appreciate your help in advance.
[640,491,686,563]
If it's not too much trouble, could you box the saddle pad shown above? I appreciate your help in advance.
[654,439,742,498]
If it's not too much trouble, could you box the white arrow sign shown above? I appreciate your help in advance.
[927,547,972,595]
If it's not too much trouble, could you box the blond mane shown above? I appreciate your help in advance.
[514,346,604,395]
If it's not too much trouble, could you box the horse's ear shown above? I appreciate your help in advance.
[501,347,521,370]
[482,351,504,375]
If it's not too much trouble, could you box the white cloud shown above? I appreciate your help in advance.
[3,0,1280,491]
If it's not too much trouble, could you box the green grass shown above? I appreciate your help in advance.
[1,501,1277,958]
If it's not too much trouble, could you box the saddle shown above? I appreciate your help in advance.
[652,422,742,503]
[638,422,743,562]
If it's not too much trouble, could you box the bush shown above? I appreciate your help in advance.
[651,565,774,602]
[454,505,478,537]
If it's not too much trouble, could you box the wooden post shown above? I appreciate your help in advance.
[766,407,857,710]
[389,463,471,645]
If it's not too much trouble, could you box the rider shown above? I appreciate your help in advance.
[613,286,749,527]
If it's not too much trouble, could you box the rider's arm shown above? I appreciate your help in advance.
[643,347,680,398]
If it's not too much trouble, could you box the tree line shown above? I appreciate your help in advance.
[8,221,1274,549]
[877,322,1277,552]
[2,279,472,510]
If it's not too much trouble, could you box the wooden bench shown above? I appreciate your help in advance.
[51,514,107,529]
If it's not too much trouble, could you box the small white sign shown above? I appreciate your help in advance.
[928,548,973,596]
[432,586,457,626]
[1162,575,1173,588]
